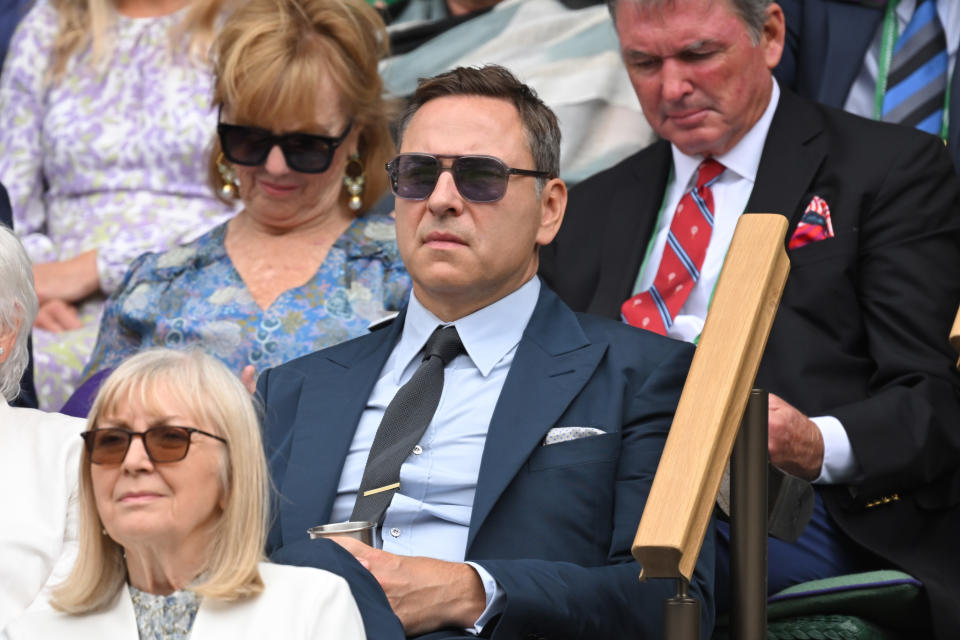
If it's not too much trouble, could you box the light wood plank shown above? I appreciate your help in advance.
[632,213,790,581]
[951,305,960,369]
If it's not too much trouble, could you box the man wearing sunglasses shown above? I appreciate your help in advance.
[258,64,714,639]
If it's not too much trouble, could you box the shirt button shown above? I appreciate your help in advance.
[390,527,401,538]
[412,445,423,455]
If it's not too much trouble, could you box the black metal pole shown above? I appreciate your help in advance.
[730,389,768,640]
[663,577,700,640]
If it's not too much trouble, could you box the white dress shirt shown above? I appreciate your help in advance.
[844,0,960,121]
[0,403,84,633]
[633,79,857,485]
[331,276,541,633]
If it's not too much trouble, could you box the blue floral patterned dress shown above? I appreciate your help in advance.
[83,211,410,379]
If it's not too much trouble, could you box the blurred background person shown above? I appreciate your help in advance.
[0,0,237,409]
[377,0,652,186]
[2,348,365,639]
[80,0,409,398]
[0,225,84,632]
[775,0,960,173]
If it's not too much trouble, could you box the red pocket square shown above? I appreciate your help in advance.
[789,195,835,250]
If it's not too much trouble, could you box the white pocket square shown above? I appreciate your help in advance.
[543,426,607,446]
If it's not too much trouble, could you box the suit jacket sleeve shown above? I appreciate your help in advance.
[822,136,960,500]
[474,343,715,640]
[257,367,406,640]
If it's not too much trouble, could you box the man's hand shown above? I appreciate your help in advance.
[33,250,100,304]
[34,299,81,332]
[332,536,487,636]
[768,393,824,481]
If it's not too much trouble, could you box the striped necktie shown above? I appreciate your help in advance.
[621,159,724,334]
[882,0,948,135]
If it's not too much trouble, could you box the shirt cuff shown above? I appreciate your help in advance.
[810,415,860,485]
[464,561,506,635]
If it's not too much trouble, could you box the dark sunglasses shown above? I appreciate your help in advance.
[216,106,352,174]
[81,426,227,465]
[385,153,552,203]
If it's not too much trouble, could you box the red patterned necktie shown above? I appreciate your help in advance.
[622,158,725,334]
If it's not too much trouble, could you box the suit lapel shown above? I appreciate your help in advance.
[746,88,827,237]
[592,141,672,316]
[279,317,404,542]
[950,53,960,166]
[466,287,606,551]
[819,3,884,107]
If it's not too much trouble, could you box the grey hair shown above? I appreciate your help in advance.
[395,64,562,193]
[0,225,38,403]
[607,0,771,43]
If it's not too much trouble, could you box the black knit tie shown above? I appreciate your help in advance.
[350,325,465,524]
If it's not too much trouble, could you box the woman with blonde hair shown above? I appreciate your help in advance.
[2,348,365,639]
[0,0,238,409]
[82,0,409,386]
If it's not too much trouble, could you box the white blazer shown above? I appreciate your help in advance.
[0,403,84,633]
[2,562,366,639]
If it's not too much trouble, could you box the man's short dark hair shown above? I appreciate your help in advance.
[607,0,771,43]
[396,65,562,190]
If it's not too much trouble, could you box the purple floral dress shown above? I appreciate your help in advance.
[0,0,235,409]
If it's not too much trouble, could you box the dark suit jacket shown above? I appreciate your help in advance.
[0,181,37,409]
[258,284,715,639]
[774,0,960,173]
[540,88,960,637]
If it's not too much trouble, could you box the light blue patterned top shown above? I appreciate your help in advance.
[83,211,410,378]
[129,585,201,640]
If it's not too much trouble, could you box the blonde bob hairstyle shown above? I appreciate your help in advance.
[52,348,269,613]
[47,0,227,81]
[209,0,394,213]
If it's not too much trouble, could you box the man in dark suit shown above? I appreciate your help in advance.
[259,65,714,639]
[540,0,960,636]
[774,0,960,172]
[0,181,37,408]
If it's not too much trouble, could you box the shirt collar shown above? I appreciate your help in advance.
[392,276,541,383]
[670,78,781,189]
[898,0,915,24]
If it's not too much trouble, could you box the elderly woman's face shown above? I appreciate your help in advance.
[90,389,226,553]
[228,65,357,230]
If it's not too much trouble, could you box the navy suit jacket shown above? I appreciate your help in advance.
[774,0,960,173]
[541,88,960,637]
[0,181,37,408]
[258,284,715,639]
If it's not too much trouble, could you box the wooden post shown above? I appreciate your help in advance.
[632,213,789,584]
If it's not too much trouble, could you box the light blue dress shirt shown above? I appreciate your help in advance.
[331,276,541,632]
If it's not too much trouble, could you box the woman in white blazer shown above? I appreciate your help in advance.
[2,348,365,639]
[0,225,85,633]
